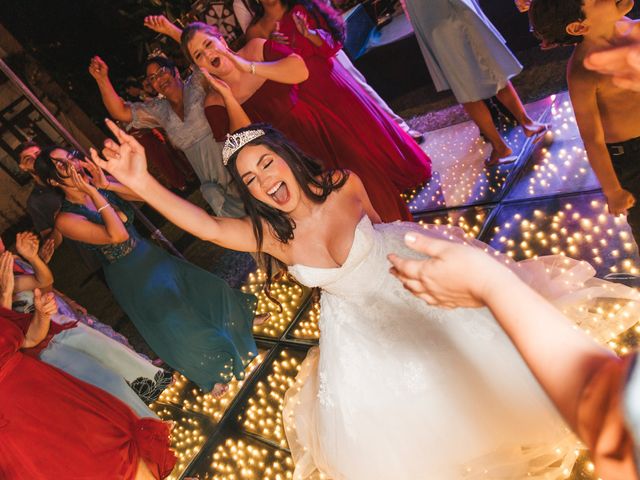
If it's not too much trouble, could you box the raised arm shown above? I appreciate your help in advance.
[229,38,308,84]
[88,56,133,123]
[92,119,259,252]
[144,15,183,44]
[568,65,636,215]
[81,154,143,202]
[200,69,251,132]
[13,232,53,293]
[22,289,57,349]
[54,168,129,246]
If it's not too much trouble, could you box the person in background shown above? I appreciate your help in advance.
[245,0,425,143]
[402,0,548,166]
[5,233,170,413]
[36,145,268,398]
[122,76,196,191]
[528,0,640,250]
[90,16,244,217]
[17,142,62,254]
[0,255,176,479]
[388,232,640,480]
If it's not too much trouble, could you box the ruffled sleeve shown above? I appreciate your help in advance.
[128,99,164,130]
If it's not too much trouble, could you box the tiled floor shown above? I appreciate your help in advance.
[149,92,640,479]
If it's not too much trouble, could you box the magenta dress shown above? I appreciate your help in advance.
[205,42,419,221]
[274,5,431,194]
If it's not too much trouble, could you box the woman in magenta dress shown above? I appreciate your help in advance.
[180,23,429,221]
[0,294,175,479]
[245,0,431,194]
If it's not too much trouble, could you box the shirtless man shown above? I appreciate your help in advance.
[529,0,640,247]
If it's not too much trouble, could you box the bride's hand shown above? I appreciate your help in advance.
[388,234,506,309]
[90,119,151,191]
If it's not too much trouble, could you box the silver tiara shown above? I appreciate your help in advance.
[222,128,266,165]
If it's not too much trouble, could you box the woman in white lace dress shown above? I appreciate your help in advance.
[93,120,640,479]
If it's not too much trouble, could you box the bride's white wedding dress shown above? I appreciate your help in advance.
[284,216,640,480]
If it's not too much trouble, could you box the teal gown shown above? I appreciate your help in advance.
[61,190,258,391]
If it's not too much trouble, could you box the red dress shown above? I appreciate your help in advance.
[0,309,176,480]
[205,43,418,221]
[274,6,432,191]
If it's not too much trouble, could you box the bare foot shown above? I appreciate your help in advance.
[253,312,272,326]
[522,121,550,142]
[485,145,515,167]
[211,383,229,398]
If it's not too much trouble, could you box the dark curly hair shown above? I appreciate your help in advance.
[529,0,585,48]
[225,123,348,304]
[249,0,346,45]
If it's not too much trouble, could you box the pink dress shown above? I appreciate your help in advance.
[273,5,431,193]
[205,42,420,221]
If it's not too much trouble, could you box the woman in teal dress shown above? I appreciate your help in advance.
[402,0,548,165]
[35,146,267,397]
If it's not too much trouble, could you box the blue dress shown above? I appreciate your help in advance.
[128,71,245,217]
[61,190,258,391]
[403,0,522,103]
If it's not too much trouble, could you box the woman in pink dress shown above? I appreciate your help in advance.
[181,22,428,220]
[245,0,432,193]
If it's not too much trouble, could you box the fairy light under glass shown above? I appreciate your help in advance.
[202,437,298,480]
[242,269,309,338]
[239,349,304,448]
[289,300,321,340]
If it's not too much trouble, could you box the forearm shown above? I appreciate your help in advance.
[222,94,251,132]
[254,55,309,84]
[163,24,182,43]
[129,174,222,241]
[584,142,623,194]
[48,228,63,248]
[96,78,133,122]
[483,269,614,431]
[104,177,144,201]
[87,189,129,241]
[22,311,50,348]
[0,291,11,309]
[25,255,54,290]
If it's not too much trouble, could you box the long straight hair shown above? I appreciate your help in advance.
[226,124,348,300]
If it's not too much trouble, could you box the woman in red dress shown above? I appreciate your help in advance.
[245,0,432,197]
[181,23,428,221]
[0,252,175,480]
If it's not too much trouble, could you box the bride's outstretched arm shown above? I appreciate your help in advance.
[388,235,616,431]
[92,119,259,253]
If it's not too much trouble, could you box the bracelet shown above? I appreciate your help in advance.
[97,203,111,213]
[250,62,256,75]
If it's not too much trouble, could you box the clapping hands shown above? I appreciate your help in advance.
[15,232,40,262]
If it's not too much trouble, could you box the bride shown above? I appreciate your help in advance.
[93,119,640,479]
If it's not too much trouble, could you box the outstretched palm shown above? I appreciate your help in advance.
[91,119,150,191]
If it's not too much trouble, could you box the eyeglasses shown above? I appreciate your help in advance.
[146,66,170,83]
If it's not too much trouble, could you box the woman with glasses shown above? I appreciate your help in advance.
[89,45,246,217]
[34,146,269,398]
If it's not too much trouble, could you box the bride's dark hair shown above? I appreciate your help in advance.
[226,124,348,303]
